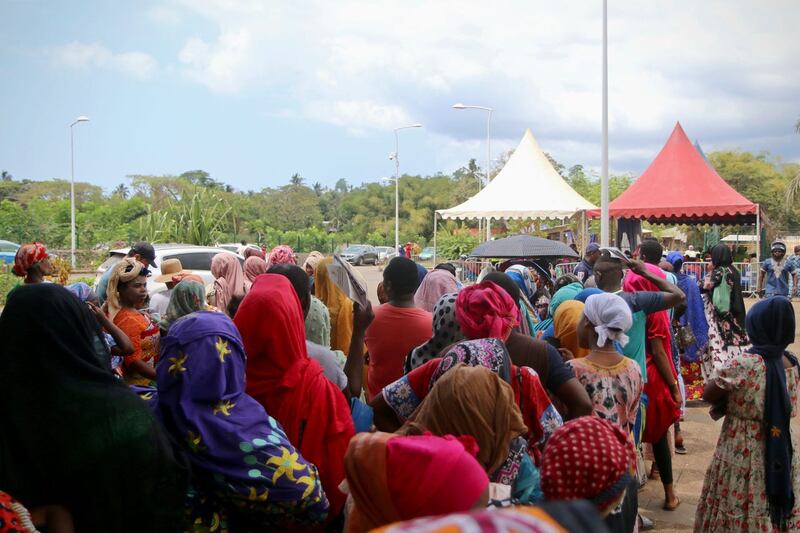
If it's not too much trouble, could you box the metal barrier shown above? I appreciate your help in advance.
[459,259,761,295]
[458,259,494,285]
[683,261,759,296]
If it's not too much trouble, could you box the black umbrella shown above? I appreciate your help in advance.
[469,235,579,259]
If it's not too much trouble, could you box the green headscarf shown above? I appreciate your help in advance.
[163,280,207,329]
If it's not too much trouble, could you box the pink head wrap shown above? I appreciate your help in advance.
[414,270,459,313]
[268,245,296,266]
[243,255,268,292]
[455,281,519,341]
[386,434,488,520]
[243,247,266,260]
[210,253,245,313]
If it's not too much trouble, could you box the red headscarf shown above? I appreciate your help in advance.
[12,242,48,278]
[541,417,635,513]
[455,281,519,340]
[344,432,488,532]
[234,274,355,515]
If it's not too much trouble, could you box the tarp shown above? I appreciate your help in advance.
[469,234,579,259]
[437,129,596,221]
[590,122,757,224]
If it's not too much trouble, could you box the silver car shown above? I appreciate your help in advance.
[375,246,397,265]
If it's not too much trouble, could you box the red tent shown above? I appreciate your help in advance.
[593,122,758,224]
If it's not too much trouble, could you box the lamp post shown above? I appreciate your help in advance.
[390,124,423,254]
[600,0,609,247]
[452,103,493,241]
[70,116,90,269]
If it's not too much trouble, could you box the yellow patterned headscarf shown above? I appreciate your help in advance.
[106,258,147,320]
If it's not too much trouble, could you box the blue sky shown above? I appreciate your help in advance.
[1,0,798,193]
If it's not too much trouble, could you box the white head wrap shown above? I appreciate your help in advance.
[583,292,633,348]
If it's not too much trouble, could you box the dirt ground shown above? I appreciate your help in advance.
[357,264,800,532]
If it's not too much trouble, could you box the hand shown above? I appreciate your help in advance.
[87,301,108,324]
[558,347,574,361]
[353,301,375,333]
[628,259,648,276]
[672,385,682,407]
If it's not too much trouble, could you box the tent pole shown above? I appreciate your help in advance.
[486,218,491,241]
[600,0,610,247]
[755,204,760,264]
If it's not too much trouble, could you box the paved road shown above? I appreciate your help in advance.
[353,264,800,531]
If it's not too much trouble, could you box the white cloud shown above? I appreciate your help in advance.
[50,42,157,80]
[158,0,799,168]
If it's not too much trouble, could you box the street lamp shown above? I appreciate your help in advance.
[390,123,423,253]
[70,116,90,269]
[452,103,493,240]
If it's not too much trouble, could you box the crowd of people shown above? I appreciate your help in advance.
[0,237,798,532]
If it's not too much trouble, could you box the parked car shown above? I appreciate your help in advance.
[0,240,20,265]
[418,246,435,261]
[340,244,379,266]
[94,244,244,297]
[217,243,262,254]
[375,246,397,264]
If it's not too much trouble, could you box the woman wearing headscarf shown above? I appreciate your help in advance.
[343,432,489,532]
[303,251,325,277]
[553,301,591,359]
[268,244,296,266]
[156,311,329,529]
[234,274,355,517]
[701,243,749,380]
[666,251,709,402]
[369,501,605,533]
[0,284,187,532]
[404,292,464,372]
[413,269,458,313]
[243,255,267,292]
[415,263,428,289]
[624,263,681,511]
[242,246,266,260]
[107,258,160,385]
[566,292,641,532]
[503,265,540,334]
[532,282,583,337]
[696,297,800,532]
[375,336,562,464]
[541,418,636,525]
[11,241,53,286]
[210,252,245,316]
[160,277,209,332]
[315,257,355,355]
[401,365,541,504]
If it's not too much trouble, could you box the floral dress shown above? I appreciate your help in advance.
[700,274,749,382]
[695,352,800,532]
[566,357,642,434]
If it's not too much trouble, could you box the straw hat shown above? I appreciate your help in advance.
[154,258,191,283]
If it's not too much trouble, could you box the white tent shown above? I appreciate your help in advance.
[437,128,596,221]
[433,128,596,263]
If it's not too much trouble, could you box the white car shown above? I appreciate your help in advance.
[94,244,244,296]
[375,246,397,265]
[217,242,262,254]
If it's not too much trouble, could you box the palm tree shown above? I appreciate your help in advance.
[113,183,129,199]
[788,119,800,208]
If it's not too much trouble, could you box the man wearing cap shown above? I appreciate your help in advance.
[757,240,795,298]
[96,242,157,304]
[148,259,192,317]
[573,243,600,284]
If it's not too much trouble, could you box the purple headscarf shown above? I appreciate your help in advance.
[156,311,329,523]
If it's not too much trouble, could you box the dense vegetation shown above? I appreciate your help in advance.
[1,148,798,267]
